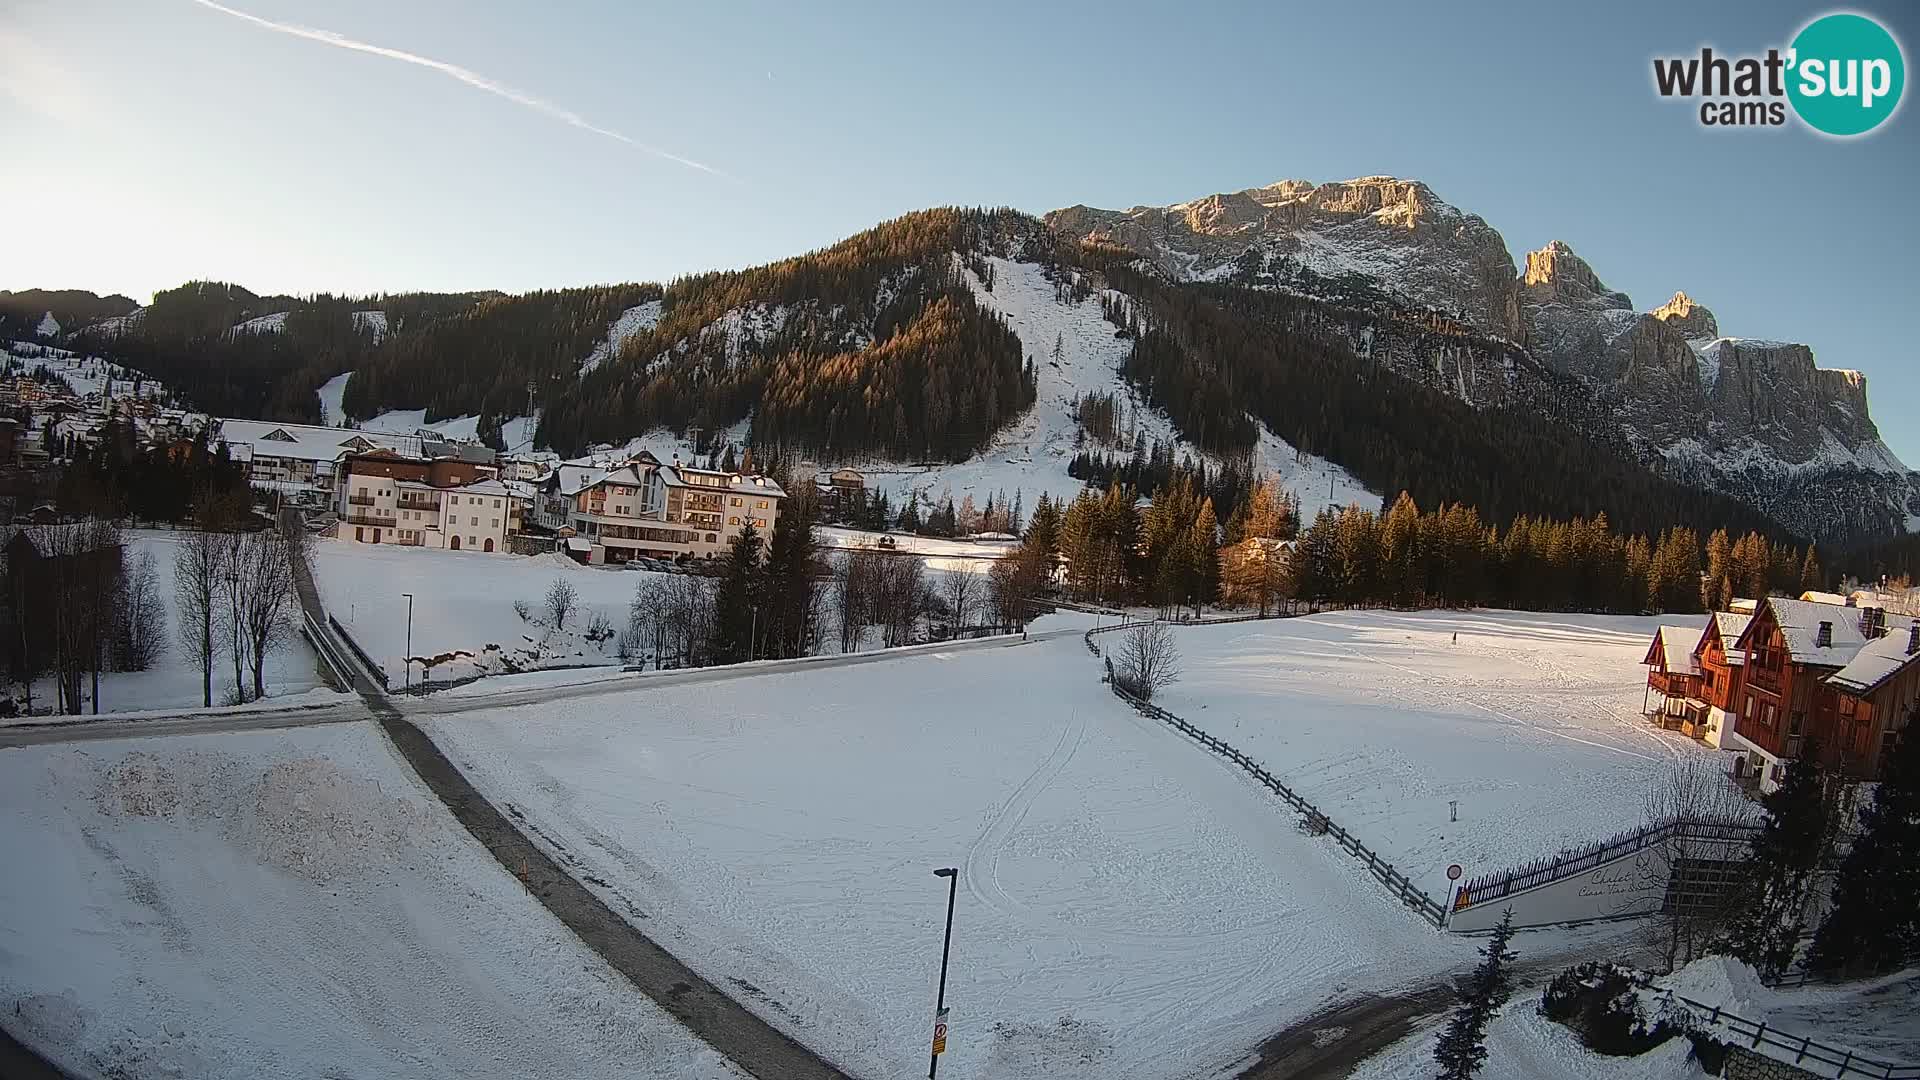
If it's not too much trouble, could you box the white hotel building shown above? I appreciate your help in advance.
[560,452,786,564]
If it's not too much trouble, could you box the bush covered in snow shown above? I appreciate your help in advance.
[1540,962,1679,1057]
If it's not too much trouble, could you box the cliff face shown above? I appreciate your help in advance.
[1047,177,1521,337]
[1050,178,1916,542]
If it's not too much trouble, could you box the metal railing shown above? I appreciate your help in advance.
[1454,816,1761,912]
[1087,621,1447,927]
[1657,990,1919,1079]
[328,613,389,691]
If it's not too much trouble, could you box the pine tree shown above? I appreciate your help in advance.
[1722,743,1830,980]
[1024,492,1061,563]
[710,523,763,663]
[1433,910,1517,1080]
[762,485,819,659]
[1799,546,1822,595]
[1808,714,1920,975]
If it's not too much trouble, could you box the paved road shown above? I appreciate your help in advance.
[0,703,365,748]
[285,537,858,1080]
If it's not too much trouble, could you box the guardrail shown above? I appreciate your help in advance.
[1455,816,1761,913]
[1088,621,1447,927]
[328,614,390,692]
[1658,990,1920,1079]
[300,609,354,692]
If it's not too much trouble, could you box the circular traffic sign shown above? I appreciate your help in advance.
[1446,864,1463,881]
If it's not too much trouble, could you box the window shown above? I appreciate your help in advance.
[756,500,767,509]
[705,533,717,544]
[492,499,501,508]
[450,496,459,505]
[728,516,739,525]
[1744,696,1755,719]
[490,518,499,528]
[469,536,478,547]
[731,497,742,506]
[470,516,479,526]
[1764,703,1777,728]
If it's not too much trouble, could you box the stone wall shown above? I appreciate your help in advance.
[1722,1046,1823,1080]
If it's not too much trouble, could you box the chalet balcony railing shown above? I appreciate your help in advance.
[1748,665,1784,693]
[1647,671,1699,697]
[347,494,377,506]
[344,512,396,527]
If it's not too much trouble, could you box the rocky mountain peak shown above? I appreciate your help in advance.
[1520,241,1629,310]
[1650,291,1719,340]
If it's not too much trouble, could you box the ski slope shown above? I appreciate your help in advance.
[422,636,1475,1080]
[1157,610,1724,895]
[0,722,741,1080]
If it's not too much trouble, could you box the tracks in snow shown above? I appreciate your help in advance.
[963,710,1089,918]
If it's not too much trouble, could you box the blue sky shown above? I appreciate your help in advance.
[2,0,1914,463]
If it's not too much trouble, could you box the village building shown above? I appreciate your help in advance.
[215,419,422,497]
[1813,619,1920,782]
[563,452,785,564]
[1690,611,1751,748]
[1727,597,1877,792]
[1642,623,1704,727]
[332,449,516,553]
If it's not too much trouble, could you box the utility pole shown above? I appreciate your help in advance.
[401,592,414,689]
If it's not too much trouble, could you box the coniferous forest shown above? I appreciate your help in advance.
[21,205,1911,562]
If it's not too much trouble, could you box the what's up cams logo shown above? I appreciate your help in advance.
[1653,11,1905,136]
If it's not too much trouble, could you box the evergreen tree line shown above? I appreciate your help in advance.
[42,414,252,525]
[1100,264,1794,544]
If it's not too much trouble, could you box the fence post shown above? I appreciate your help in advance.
[1752,1021,1766,1048]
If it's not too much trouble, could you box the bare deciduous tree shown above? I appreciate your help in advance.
[1643,758,1754,973]
[174,524,228,708]
[987,544,1047,632]
[234,530,297,702]
[546,577,579,629]
[940,566,978,634]
[1116,621,1181,701]
[114,550,168,671]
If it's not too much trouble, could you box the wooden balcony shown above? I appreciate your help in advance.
[345,512,396,527]
[347,494,377,507]
[1747,664,1784,693]
[1647,671,1699,698]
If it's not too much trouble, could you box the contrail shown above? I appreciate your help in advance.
[187,0,728,180]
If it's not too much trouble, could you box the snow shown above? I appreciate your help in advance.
[35,310,59,337]
[310,541,651,683]
[1653,624,1702,674]
[13,531,334,715]
[229,311,289,335]
[1762,597,1870,664]
[90,307,145,336]
[2,346,166,401]
[422,636,1475,1080]
[499,413,539,453]
[834,256,1375,523]
[315,370,351,427]
[1349,998,1705,1080]
[1650,957,1920,1068]
[351,309,387,343]
[1827,629,1920,693]
[0,722,743,1080]
[1154,611,1725,895]
[816,525,1020,560]
[577,300,662,375]
[356,408,478,441]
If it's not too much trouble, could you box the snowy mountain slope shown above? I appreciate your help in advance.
[578,300,662,376]
[833,255,1377,517]
[1054,179,1914,540]
[351,309,387,344]
[315,371,351,426]
[35,311,59,337]
[3,341,168,401]
[229,311,290,335]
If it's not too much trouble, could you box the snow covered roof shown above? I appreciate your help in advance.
[1749,597,1871,666]
[1825,623,1920,695]
[216,419,419,463]
[454,478,511,498]
[1799,590,1850,607]
[555,464,609,496]
[1647,625,1702,674]
[1710,612,1752,666]
[565,537,592,553]
[658,465,788,498]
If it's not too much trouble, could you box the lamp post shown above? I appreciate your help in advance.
[929,866,958,1079]
[401,592,414,689]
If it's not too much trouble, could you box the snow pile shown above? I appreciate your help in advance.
[578,300,662,375]
[0,723,745,1079]
[1349,1000,1703,1080]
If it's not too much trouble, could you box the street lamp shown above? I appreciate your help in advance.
[401,592,414,689]
[929,866,958,1079]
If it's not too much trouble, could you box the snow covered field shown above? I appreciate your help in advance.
[16,531,334,716]
[422,636,1478,1080]
[310,540,643,683]
[1156,610,1723,895]
[0,722,740,1080]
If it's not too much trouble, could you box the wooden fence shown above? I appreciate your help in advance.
[1086,622,1449,927]
[1657,990,1920,1079]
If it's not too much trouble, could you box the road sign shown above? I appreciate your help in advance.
[1447,863,1463,881]
[931,1007,950,1056]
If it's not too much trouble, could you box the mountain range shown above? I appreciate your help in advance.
[3,177,1914,547]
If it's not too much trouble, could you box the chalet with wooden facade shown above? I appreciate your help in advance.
[1814,619,1920,781]
[1642,624,1705,725]
[1728,597,1876,791]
